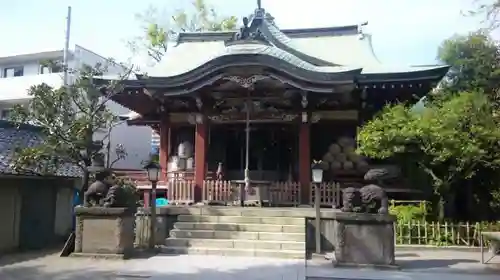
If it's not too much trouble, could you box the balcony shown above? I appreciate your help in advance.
[0,73,66,101]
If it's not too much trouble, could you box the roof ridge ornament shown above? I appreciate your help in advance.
[224,2,269,46]
[357,21,368,40]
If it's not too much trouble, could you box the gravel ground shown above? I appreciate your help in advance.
[0,249,498,280]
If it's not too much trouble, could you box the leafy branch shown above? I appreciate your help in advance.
[129,0,238,63]
[357,92,500,220]
[9,60,134,177]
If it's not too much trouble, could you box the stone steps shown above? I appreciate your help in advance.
[170,229,305,241]
[165,237,304,251]
[177,214,305,225]
[161,246,305,259]
[173,222,304,233]
[163,209,308,259]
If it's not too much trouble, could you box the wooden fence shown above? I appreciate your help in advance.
[167,180,196,205]
[202,180,303,206]
[394,221,499,247]
[309,182,340,207]
[164,180,340,207]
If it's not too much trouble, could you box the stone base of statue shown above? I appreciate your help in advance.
[332,212,398,269]
[72,206,136,259]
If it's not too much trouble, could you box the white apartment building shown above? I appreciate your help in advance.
[0,45,153,170]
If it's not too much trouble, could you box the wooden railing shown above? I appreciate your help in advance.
[270,181,301,206]
[309,182,340,207]
[167,180,196,205]
[165,180,340,207]
[201,180,302,206]
[202,180,236,205]
[140,180,340,207]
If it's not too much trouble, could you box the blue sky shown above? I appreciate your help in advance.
[0,0,490,66]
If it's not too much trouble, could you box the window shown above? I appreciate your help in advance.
[39,60,62,74]
[1,109,12,120]
[40,65,51,74]
[51,63,63,73]
[3,66,24,77]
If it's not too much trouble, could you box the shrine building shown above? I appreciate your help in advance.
[99,3,448,207]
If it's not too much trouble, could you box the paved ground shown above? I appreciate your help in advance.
[0,249,498,280]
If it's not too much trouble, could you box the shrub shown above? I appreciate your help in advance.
[113,175,139,208]
[389,204,427,223]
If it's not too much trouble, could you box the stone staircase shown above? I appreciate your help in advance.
[161,208,307,259]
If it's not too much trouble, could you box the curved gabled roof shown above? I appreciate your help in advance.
[142,6,448,85]
[146,42,362,83]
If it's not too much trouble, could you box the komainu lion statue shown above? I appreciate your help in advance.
[83,171,112,207]
[83,170,128,208]
[102,184,127,207]
[341,187,362,212]
[341,168,394,214]
[359,184,388,214]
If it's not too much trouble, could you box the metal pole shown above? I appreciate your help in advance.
[149,181,157,249]
[243,96,250,204]
[335,182,340,208]
[480,231,484,264]
[63,6,72,87]
[314,183,321,254]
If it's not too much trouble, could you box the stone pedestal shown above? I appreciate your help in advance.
[233,180,271,207]
[73,206,136,259]
[333,212,397,268]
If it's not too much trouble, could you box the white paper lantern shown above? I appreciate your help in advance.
[177,158,187,170]
[168,156,179,172]
[186,157,194,170]
[178,141,193,158]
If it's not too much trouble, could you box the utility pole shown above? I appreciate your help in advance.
[63,6,72,87]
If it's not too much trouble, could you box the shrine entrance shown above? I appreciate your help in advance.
[208,123,298,182]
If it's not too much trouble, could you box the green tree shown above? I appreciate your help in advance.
[468,0,500,28]
[9,62,130,196]
[437,31,500,96]
[357,92,500,220]
[131,0,238,62]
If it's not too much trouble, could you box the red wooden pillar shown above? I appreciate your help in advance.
[159,115,170,181]
[143,191,150,208]
[151,115,169,207]
[194,119,207,202]
[299,121,311,204]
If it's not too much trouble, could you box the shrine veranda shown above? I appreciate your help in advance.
[101,5,448,207]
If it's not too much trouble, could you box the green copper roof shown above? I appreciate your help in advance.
[147,42,360,78]
[140,5,448,84]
